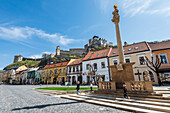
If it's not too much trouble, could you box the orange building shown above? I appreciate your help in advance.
[42,61,70,85]
[149,40,170,81]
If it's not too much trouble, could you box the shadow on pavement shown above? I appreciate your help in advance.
[11,101,82,111]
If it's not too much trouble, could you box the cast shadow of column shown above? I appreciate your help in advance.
[11,101,82,111]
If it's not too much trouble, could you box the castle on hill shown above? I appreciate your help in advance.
[13,35,113,63]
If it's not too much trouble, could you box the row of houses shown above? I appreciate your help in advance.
[0,41,170,85]
[42,41,170,85]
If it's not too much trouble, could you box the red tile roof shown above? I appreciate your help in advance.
[83,48,112,61]
[44,61,69,69]
[67,58,83,66]
[148,40,170,51]
[83,42,150,60]
[109,41,150,57]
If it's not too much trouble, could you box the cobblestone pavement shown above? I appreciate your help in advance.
[0,85,131,113]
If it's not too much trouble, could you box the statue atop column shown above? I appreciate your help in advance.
[111,4,120,23]
[111,4,124,64]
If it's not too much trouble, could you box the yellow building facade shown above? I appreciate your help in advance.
[42,61,70,84]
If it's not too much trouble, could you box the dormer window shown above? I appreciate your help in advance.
[128,48,132,51]
[135,47,139,50]
[89,55,92,59]
[96,54,99,57]
[113,51,116,54]
[103,52,106,56]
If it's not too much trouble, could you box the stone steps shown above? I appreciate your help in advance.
[82,94,170,107]
[61,94,168,113]
[94,91,170,100]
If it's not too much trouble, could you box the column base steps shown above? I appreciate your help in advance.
[60,93,170,113]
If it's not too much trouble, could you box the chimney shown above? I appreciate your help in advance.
[124,41,127,46]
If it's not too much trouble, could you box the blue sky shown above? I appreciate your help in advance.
[0,0,170,69]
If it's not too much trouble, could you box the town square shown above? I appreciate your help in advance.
[0,0,170,113]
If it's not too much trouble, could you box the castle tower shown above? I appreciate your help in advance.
[14,54,23,63]
[56,46,60,56]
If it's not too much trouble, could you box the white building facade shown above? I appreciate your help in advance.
[67,59,83,85]
[82,57,110,84]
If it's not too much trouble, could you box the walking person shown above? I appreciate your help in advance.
[90,82,93,91]
[123,84,130,99]
[76,81,81,95]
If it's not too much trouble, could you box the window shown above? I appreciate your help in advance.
[86,64,89,70]
[125,58,130,63]
[89,55,92,59]
[128,48,132,51]
[50,70,53,74]
[160,54,168,64]
[63,68,65,73]
[113,51,116,54]
[73,67,75,72]
[139,56,145,65]
[135,47,139,50]
[96,54,99,57]
[69,67,71,72]
[60,69,62,73]
[113,59,118,65]
[54,69,57,74]
[101,62,105,68]
[103,52,106,56]
[80,65,82,71]
[93,63,97,70]
[76,66,79,72]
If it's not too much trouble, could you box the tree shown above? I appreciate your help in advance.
[45,69,60,87]
[145,55,162,86]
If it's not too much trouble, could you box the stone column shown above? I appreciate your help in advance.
[111,4,124,64]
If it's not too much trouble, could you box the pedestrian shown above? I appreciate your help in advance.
[76,81,81,95]
[123,84,130,99]
[90,82,93,91]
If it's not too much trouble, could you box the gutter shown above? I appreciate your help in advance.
[107,48,112,81]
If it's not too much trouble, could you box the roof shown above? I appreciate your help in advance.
[70,48,85,50]
[67,58,83,66]
[44,61,69,69]
[83,48,112,61]
[109,42,150,57]
[83,42,150,61]
[15,54,22,57]
[16,65,28,72]
[148,40,170,51]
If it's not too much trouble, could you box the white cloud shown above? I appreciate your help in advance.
[30,51,52,59]
[120,0,170,17]
[95,0,170,17]
[94,0,113,14]
[0,26,76,46]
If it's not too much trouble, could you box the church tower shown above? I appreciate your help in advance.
[56,46,60,56]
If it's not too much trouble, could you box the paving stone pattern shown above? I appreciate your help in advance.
[0,85,131,113]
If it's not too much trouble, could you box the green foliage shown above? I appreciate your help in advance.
[4,60,40,70]
[36,87,98,91]
[63,54,83,58]
[90,46,110,51]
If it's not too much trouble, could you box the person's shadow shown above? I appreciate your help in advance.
[11,101,81,111]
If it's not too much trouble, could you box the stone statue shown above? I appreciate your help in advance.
[144,71,149,81]
[111,4,120,23]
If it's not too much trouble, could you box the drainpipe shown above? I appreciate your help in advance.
[107,57,111,81]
